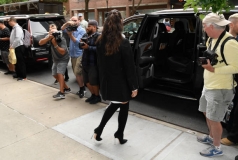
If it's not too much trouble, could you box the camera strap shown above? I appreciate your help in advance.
[208,30,226,52]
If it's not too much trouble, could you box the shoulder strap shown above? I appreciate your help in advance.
[220,36,236,65]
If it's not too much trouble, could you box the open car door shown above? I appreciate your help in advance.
[133,15,159,88]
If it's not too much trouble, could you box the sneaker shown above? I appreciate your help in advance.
[13,74,18,78]
[17,78,27,81]
[64,78,69,82]
[197,134,213,145]
[200,146,223,157]
[79,89,86,98]
[54,80,58,85]
[4,71,14,75]
[53,92,65,99]
[64,88,71,93]
[220,138,234,146]
[85,94,95,102]
[76,90,80,95]
[90,96,101,104]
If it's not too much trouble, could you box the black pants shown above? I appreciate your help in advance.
[65,68,69,79]
[96,102,129,137]
[227,101,238,143]
[15,45,26,78]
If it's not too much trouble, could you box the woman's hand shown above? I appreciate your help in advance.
[131,90,138,98]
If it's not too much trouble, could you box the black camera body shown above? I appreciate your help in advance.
[52,31,62,43]
[198,49,218,66]
[79,34,88,48]
[66,25,78,32]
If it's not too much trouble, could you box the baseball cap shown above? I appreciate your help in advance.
[88,20,99,29]
[78,13,83,17]
[203,13,231,26]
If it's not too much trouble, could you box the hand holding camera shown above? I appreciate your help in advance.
[79,34,88,49]
[198,49,219,66]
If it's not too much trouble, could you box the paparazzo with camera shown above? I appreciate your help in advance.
[197,13,238,158]
[39,24,70,99]
[61,16,86,98]
[80,20,101,104]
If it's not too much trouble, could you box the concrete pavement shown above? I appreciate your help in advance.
[0,71,237,160]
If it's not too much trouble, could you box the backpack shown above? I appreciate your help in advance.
[22,29,31,47]
[219,36,238,83]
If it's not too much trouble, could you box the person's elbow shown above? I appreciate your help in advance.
[39,40,45,46]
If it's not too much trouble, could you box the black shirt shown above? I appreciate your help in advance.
[0,27,10,51]
[82,32,100,66]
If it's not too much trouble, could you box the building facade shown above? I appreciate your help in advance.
[64,0,186,26]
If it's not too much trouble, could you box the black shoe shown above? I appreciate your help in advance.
[85,94,95,102]
[92,128,103,141]
[53,92,65,99]
[13,74,18,78]
[4,71,14,75]
[54,80,58,85]
[114,133,127,144]
[64,78,69,82]
[64,88,71,93]
[79,89,86,98]
[89,96,101,104]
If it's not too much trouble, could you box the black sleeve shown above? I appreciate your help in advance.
[121,39,139,91]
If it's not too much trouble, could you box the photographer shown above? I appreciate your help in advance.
[39,24,70,99]
[197,13,238,157]
[61,16,86,98]
[80,20,101,104]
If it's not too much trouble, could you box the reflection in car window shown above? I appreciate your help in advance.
[30,21,48,33]
[30,19,65,33]
[123,18,142,40]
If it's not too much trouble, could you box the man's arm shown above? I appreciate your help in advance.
[0,37,9,41]
[39,36,51,45]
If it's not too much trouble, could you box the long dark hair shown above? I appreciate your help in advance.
[97,9,123,56]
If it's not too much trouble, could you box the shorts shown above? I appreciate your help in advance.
[199,88,234,122]
[71,56,82,76]
[1,50,10,64]
[83,66,99,85]
[52,62,68,76]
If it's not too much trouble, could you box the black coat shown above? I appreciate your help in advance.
[97,38,138,102]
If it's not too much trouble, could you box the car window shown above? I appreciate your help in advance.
[30,21,48,33]
[30,18,65,34]
[123,18,142,40]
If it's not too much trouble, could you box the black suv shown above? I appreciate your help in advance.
[0,14,66,66]
[123,7,238,100]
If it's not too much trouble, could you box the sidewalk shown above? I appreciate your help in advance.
[0,72,237,160]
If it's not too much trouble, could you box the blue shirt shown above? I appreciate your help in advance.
[67,26,86,58]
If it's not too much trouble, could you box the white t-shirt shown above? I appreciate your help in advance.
[80,20,88,30]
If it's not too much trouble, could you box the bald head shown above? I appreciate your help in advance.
[229,13,238,22]
[228,13,238,37]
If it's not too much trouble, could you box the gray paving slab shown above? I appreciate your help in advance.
[53,109,183,160]
[153,132,238,160]
[0,103,109,160]
[0,103,47,149]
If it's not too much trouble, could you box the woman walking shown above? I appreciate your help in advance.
[93,9,138,144]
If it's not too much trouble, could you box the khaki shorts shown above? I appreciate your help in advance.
[71,56,82,76]
[199,88,234,122]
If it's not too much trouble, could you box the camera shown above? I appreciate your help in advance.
[66,25,78,32]
[79,34,88,48]
[198,49,218,66]
[52,31,62,43]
